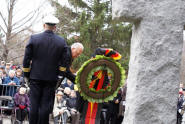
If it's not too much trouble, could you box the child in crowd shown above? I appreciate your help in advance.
[14,85,30,123]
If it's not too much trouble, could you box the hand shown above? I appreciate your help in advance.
[58,87,64,91]
[58,75,63,79]
[179,109,184,115]
[115,99,119,104]
[56,76,64,89]
[71,108,77,112]
[8,82,16,85]
[59,110,64,114]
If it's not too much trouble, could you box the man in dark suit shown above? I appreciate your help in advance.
[22,15,83,124]
[59,42,84,83]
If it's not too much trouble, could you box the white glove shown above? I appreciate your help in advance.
[58,75,63,79]
[179,109,182,113]
[24,77,30,87]
[179,109,184,115]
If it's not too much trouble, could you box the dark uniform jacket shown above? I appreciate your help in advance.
[23,30,68,81]
[60,47,75,82]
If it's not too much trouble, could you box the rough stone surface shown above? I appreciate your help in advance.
[112,0,185,124]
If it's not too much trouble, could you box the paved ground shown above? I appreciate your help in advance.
[0,116,54,124]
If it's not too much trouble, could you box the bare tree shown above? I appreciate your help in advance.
[0,0,43,62]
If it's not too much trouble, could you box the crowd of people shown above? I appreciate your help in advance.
[0,15,182,123]
[52,79,127,124]
[0,60,29,123]
[1,58,185,124]
[0,15,129,124]
[0,59,127,124]
[0,60,24,86]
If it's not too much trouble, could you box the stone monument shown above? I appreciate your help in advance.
[112,0,185,124]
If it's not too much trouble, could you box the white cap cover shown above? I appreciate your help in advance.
[43,15,59,24]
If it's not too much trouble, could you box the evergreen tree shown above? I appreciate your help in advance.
[50,0,132,72]
[50,1,78,39]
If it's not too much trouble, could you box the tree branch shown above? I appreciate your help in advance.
[6,0,10,16]
[0,54,3,61]
[7,10,40,42]
[12,9,38,28]
[12,12,36,31]
[8,36,29,50]
[10,54,24,61]
[8,26,31,41]
[0,25,6,34]
[12,2,43,28]
[0,38,4,45]
[0,12,8,28]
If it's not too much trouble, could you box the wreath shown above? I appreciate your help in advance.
[75,55,126,103]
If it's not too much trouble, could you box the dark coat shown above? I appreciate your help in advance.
[107,89,122,114]
[177,94,184,112]
[3,76,20,96]
[62,82,74,90]
[59,47,76,82]
[118,83,127,116]
[23,30,68,81]
[3,76,20,85]
[14,92,30,111]
[66,97,77,109]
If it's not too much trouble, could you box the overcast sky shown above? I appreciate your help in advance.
[30,0,70,32]
[0,0,185,39]
[0,0,69,33]
[24,0,69,32]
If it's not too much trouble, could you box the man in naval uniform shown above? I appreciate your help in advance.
[22,15,83,124]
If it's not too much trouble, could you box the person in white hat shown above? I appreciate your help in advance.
[22,15,70,124]
[42,15,59,30]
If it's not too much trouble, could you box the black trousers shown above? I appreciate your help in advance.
[177,112,182,124]
[106,103,119,124]
[16,108,28,121]
[29,80,56,124]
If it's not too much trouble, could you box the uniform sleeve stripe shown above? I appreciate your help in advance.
[22,68,31,72]
[59,67,66,71]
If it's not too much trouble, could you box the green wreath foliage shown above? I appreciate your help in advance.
[75,55,126,103]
